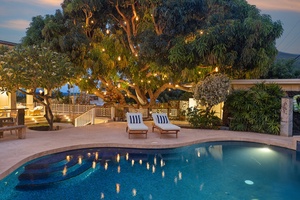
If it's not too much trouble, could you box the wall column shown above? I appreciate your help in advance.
[26,90,34,116]
[280,98,293,137]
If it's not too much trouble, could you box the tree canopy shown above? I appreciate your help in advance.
[0,46,76,130]
[21,0,283,108]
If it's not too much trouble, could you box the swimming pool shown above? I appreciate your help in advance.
[1,141,300,200]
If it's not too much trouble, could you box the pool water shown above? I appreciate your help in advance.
[1,142,300,200]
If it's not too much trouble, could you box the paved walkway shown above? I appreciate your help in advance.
[1,121,299,180]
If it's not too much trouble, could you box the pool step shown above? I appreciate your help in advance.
[16,155,96,190]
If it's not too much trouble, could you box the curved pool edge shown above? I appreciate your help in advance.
[0,122,299,180]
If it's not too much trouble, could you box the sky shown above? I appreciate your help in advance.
[0,0,300,55]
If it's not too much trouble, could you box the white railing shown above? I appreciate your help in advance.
[50,104,95,115]
[75,108,95,127]
[74,107,112,127]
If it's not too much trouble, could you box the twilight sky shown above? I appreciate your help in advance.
[0,0,299,55]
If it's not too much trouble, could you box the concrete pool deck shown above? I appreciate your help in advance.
[1,121,300,180]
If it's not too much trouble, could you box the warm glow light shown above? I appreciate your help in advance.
[126,153,129,160]
[116,183,120,193]
[116,154,120,162]
[62,165,67,176]
[102,48,105,52]
[132,189,137,196]
[135,16,139,21]
[141,80,144,83]
[152,165,156,173]
[175,84,179,87]
[92,161,96,169]
[105,162,108,170]
[132,160,135,166]
[215,67,219,72]
[197,151,201,157]
[100,193,105,199]
[154,157,157,165]
[178,171,182,180]
[118,56,121,61]
[118,166,121,173]
[160,159,164,167]
[147,80,151,83]
[146,162,150,170]
[78,156,82,165]
[162,170,165,178]
[106,29,110,34]
[139,160,142,165]
[66,155,71,162]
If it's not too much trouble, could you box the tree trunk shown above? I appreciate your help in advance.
[43,96,54,131]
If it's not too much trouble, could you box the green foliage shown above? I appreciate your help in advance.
[187,107,221,129]
[226,83,284,134]
[0,45,77,130]
[22,0,283,107]
[261,58,299,79]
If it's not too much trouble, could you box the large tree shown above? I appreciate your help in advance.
[22,0,283,108]
[0,46,76,130]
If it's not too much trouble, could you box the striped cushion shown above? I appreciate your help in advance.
[129,115,141,124]
[156,115,169,124]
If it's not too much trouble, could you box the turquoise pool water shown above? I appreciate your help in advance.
[1,142,300,200]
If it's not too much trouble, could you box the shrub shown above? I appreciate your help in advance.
[226,83,284,134]
[187,107,221,129]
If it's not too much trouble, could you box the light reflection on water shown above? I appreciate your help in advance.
[1,142,300,200]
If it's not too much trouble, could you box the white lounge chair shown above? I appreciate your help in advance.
[126,113,148,139]
[152,113,180,138]
[29,106,43,116]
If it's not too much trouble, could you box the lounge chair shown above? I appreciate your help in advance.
[29,106,43,116]
[152,113,180,138]
[126,112,148,139]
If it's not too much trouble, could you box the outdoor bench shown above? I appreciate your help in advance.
[0,125,27,139]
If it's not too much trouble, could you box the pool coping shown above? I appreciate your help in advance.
[1,121,299,180]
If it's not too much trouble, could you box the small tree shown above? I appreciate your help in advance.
[194,73,231,115]
[187,73,230,128]
[0,45,76,130]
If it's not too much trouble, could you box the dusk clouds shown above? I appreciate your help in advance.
[248,0,300,12]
